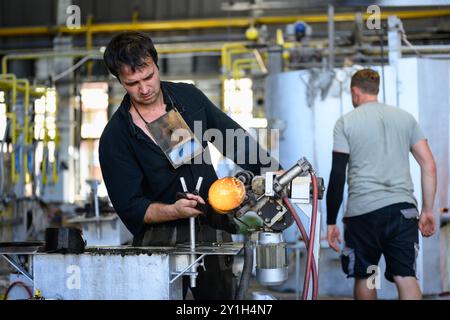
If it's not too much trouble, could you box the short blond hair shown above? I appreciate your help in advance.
[351,69,380,95]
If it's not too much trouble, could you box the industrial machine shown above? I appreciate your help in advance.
[208,157,324,299]
[0,157,322,300]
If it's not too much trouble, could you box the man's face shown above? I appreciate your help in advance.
[118,56,161,107]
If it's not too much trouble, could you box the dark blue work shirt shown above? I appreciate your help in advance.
[99,81,277,241]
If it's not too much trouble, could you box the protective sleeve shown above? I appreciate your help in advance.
[326,152,349,225]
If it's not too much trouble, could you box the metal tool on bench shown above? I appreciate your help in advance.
[178,176,204,288]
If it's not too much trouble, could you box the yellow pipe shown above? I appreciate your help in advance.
[0,26,50,37]
[1,10,450,37]
[234,63,258,80]
[221,44,266,109]
[59,18,250,34]
[232,63,255,79]
[232,58,258,79]
[221,43,247,71]
[276,29,285,46]
[257,10,450,24]
[226,48,253,73]
[224,49,255,107]
[0,74,17,108]
[0,79,47,98]
[221,44,264,109]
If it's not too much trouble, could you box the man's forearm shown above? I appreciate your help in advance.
[421,163,437,212]
[143,203,179,224]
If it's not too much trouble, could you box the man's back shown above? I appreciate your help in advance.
[333,102,425,218]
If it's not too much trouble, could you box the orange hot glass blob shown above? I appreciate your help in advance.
[208,177,246,214]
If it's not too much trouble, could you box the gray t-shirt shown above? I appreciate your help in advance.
[333,102,425,218]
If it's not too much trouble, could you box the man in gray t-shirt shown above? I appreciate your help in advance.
[326,69,436,300]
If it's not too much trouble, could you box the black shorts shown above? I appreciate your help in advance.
[341,202,420,283]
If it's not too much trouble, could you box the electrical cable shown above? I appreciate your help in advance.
[235,239,253,300]
[398,21,422,57]
[51,55,96,82]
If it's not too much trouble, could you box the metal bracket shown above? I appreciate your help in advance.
[169,253,206,284]
[1,254,33,282]
[267,201,288,228]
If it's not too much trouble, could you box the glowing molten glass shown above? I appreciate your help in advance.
[208,177,246,214]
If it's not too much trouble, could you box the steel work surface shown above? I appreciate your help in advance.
[31,242,242,300]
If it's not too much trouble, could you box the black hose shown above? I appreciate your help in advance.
[235,239,253,300]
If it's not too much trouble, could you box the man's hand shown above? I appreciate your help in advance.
[419,210,436,237]
[327,225,342,252]
[173,193,205,218]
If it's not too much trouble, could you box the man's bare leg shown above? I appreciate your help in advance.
[354,278,377,300]
[393,276,422,300]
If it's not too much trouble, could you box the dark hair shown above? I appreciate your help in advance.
[103,31,158,79]
[350,69,380,95]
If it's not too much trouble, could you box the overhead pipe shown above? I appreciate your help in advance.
[2,50,102,75]
[1,10,450,37]
[1,47,222,76]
